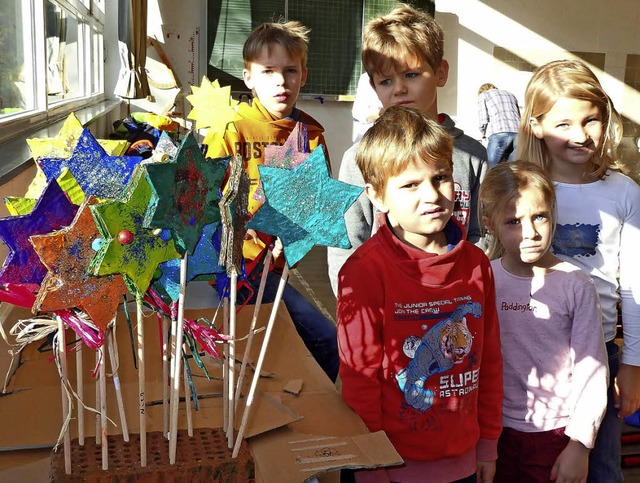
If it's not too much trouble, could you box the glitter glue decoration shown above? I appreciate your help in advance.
[89,168,180,295]
[0,179,78,285]
[144,132,229,255]
[30,196,128,331]
[38,129,143,199]
[219,153,250,276]
[253,122,311,204]
[246,145,364,267]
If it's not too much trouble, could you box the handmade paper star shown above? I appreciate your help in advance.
[5,168,85,216]
[154,222,224,301]
[145,132,229,255]
[253,122,311,204]
[25,113,128,199]
[219,154,249,276]
[89,168,180,295]
[38,129,142,199]
[152,131,178,162]
[30,197,128,331]
[246,146,363,266]
[0,179,78,285]
[186,77,241,134]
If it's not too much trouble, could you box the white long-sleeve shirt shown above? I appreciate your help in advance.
[492,260,608,448]
[551,170,640,366]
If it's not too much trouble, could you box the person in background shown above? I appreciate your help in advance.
[517,58,640,483]
[477,83,520,167]
[327,3,488,296]
[205,20,339,382]
[351,72,382,142]
[480,160,608,482]
[338,105,502,483]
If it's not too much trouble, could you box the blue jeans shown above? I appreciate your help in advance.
[588,340,622,483]
[486,132,518,167]
[240,271,339,382]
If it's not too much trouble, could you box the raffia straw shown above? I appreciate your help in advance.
[182,345,193,437]
[235,249,272,410]
[169,253,188,464]
[106,323,129,442]
[232,265,289,458]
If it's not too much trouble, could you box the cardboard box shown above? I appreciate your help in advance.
[0,291,401,481]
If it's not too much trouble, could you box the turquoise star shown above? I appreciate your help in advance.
[246,146,363,266]
[38,129,142,199]
[145,132,229,255]
[89,168,180,295]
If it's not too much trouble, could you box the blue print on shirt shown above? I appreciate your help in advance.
[553,223,599,258]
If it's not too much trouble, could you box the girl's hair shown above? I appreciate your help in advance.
[516,59,623,179]
[362,3,444,82]
[479,160,557,260]
[356,105,453,194]
[477,83,497,95]
[243,21,310,69]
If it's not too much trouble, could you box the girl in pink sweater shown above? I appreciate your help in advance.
[480,161,608,483]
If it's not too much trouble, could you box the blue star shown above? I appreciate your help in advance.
[38,129,142,199]
[155,222,224,301]
[246,146,363,266]
[0,179,78,285]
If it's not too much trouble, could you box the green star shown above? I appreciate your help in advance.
[145,132,229,255]
[89,168,180,295]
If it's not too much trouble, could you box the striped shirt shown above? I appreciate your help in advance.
[478,89,520,137]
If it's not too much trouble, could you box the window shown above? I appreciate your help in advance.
[0,0,105,145]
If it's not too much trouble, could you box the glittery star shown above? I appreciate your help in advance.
[144,132,229,255]
[155,222,224,301]
[89,168,180,295]
[25,113,128,199]
[0,179,78,285]
[219,154,250,276]
[186,77,241,134]
[246,146,364,266]
[253,122,311,204]
[38,129,142,199]
[30,197,128,330]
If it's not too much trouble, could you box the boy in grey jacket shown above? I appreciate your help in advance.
[327,4,487,294]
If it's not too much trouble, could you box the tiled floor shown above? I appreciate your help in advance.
[290,246,640,482]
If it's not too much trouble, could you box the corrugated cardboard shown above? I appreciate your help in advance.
[0,294,401,481]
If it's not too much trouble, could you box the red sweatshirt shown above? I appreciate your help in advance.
[337,219,502,467]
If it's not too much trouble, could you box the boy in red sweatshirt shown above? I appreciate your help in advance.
[206,20,338,381]
[337,105,502,483]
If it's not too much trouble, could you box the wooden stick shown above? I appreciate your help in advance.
[107,325,129,442]
[232,265,289,458]
[57,317,72,474]
[222,296,229,435]
[227,271,237,448]
[167,313,177,440]
[236,249,272,409]
[76,340,84,446]
[95,349,100,445]
[169,253,188,464]
[182,346,193,437]
[162,315,170,439]
[136,295,147,467]
[99,346,108,470]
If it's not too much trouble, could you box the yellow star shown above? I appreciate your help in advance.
[5,169,85,215]
[186,76,240,135]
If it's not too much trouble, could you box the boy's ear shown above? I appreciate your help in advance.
[529,117,544,139]
[242,68,254,90]
[435,60,449,88]
[300,66,308,88]
[365,184,389,214]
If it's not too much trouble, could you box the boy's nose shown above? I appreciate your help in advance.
[419,183,439,202]
[393,79,407,95]
[521,219,538,239]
